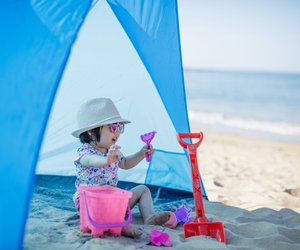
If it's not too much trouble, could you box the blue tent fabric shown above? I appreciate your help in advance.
[107,0,190,133]
[0,0,92,248]
[0,0,207,248]
[145,150,190,189]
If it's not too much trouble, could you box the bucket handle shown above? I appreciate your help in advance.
[83,191,132,228]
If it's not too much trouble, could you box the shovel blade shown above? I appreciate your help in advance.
[184,222,226,243]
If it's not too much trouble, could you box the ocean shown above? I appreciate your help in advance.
[184,69,300,142]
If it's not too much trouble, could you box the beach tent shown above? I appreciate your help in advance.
[0,0,207,248]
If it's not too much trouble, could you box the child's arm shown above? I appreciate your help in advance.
[120,145,154,169]
[79,154,108,168]
[79,145,121,168]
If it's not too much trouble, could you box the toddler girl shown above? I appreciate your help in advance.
[72,98,177,238]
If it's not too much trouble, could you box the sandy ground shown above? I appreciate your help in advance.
[24,130,300,249]
[195,129,300,213]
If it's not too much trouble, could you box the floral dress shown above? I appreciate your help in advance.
[73,143,124,210]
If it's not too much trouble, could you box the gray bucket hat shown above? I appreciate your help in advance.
[72,98,130,138]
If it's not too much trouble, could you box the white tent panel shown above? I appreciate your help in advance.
[37,1,185,183]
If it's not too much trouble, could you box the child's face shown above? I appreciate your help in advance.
[97,123,124,149]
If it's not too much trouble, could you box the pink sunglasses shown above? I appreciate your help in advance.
[109,123,125,134]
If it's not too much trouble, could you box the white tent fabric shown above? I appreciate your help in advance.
[37,1,185,183]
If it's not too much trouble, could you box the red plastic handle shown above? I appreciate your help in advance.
[177,132,206,220]
[177,132,203,148]
[177,132,203,157]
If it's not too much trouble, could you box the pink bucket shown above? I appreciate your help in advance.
[77,185,132,237]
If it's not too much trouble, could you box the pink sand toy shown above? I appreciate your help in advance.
[140,131,157,162]
[162,212,178,229]
[77,185,132,237]
[148,229,172,247]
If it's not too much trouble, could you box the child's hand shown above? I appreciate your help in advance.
[107,145,121,165]
[140,144,154,159]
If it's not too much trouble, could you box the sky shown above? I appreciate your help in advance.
[177,0,300,74]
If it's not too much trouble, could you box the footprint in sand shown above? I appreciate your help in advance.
[284,188,300,198]
[214,180,224,187]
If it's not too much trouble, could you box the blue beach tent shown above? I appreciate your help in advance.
[0,0,207,248]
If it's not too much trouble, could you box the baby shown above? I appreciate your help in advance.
[72,98,177,237]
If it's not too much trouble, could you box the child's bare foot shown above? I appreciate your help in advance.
[145,211,170,225]
[121,224,143,238]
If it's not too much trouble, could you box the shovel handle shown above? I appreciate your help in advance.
[177,132,203,143]
[177,132,203,148]
[177,132,206,220]
[177,132,203,158]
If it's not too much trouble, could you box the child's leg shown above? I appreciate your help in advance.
[121,224,143,238]
[129,185,170,225]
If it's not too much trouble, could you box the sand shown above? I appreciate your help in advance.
[197,130,300,213]
[24,130,300,249]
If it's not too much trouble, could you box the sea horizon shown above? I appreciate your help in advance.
[184,67,300,77]
[183,68,300,142]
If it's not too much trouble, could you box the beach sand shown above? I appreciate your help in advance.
[197,130,300,214]
[24,130,300,249]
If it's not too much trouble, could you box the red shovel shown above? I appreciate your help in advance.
[177,132,226,243]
